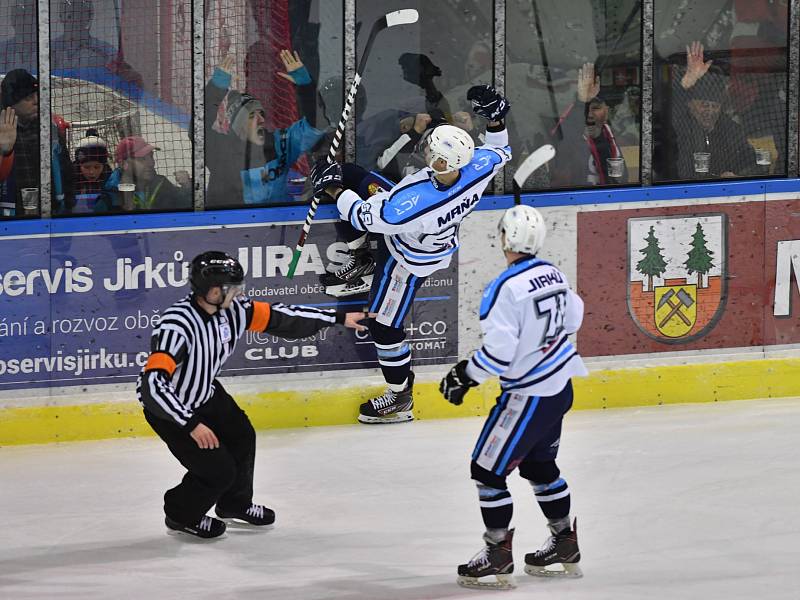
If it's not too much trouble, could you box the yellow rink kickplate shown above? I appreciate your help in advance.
[2,358,799,446]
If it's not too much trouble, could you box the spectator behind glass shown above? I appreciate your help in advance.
[375,109,449,182]
[95,136,190,212]
[551,63,628,187]
[672,42,756,180]
[51,0,115,70]
[50,0,143,93]
[72,128,111,196]
[0,1,37,74]
[373,106,482,184]
[0,69,74,215]
[355,53,452,171]
[0,108,18,217]
[727,0,787,172]
[204,53,324,207]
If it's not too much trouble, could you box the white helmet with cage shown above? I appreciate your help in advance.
[498,205,547,255]
[423,124,475,174]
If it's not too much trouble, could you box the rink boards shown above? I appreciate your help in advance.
[2,179,800,444]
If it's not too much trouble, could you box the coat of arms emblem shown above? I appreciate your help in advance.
[627,214,727,343]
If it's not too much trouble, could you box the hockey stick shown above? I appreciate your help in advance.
[513,144,555,205]
[286,9,419,279]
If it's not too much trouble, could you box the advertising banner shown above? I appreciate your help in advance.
[765,199,800,344]
[0,222,458,390]
[577,202,767,357]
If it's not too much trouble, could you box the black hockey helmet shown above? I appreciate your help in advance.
[189,251,244,295]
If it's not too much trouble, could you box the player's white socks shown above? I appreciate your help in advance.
[547,515,572,533]
[486,527,510,543]
[347,235,368,250]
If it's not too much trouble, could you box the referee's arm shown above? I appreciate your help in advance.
[246,301,346,338]
[138,330,201,430]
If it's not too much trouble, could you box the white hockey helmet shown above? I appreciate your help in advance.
[424,124,475,174]
[498,205,547,255]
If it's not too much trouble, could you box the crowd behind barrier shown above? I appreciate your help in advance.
[0,0,794,219]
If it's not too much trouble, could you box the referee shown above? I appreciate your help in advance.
[137,250,369,539]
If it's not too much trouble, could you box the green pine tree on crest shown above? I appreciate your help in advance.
[684,222,714,288]
[636,225,667,292]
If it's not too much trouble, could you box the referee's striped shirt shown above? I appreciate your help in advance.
[136,294,342,429]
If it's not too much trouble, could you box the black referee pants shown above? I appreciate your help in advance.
[144,381,256,525]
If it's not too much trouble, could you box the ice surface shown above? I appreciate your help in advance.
[1,398,799,599]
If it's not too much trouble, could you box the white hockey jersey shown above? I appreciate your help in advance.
[336,128,511,276]
[465,256,589,397]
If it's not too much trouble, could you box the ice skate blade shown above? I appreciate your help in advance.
[325,283,371,298]
[524,562,583,578]
[325,276,372,298]
[456,573,516,590]
[218,518,275,530]
[357,410,414,424]
[166,529,227,542]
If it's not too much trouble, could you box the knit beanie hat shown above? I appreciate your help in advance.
[75,128,109,164]
[224,90,264,140]
[1,69,38,108]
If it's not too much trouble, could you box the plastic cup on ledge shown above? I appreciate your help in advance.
[693,152,711,174]
[607,157,624,179]
[755,148,772,166]
[21,187,39,215]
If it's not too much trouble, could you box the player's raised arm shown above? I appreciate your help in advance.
[467,85,512,158]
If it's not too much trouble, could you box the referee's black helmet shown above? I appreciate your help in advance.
[189,251,245,295]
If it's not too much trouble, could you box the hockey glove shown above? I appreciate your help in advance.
[467,85,511,121]
[310,159,344,199]
[440,359,479,406]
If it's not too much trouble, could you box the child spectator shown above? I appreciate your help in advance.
[73,129,111,196]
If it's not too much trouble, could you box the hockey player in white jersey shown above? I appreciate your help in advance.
[439,205,588,589]
[311,85,512,424]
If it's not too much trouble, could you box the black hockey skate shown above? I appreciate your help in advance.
[324,274,373,298]
[215,503,275,526]
[524,518,582,578]
[322,247,375,286]
[357,372,414,424]
[165,514,226,539]
[457,529,516,590]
